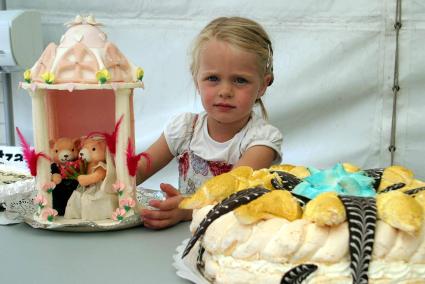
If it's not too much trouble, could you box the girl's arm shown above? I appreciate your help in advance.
[234,145,277,170]
[136,133,174,185]
[137,135,191,229]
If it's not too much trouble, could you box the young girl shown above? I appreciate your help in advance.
[138,17,283,229]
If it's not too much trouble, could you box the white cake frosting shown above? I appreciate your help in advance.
[191,208,425,283]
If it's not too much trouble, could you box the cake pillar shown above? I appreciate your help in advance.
[30,89,52,207]
[115,88,137,214]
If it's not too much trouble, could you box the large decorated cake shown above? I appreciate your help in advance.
[18,15,147,230]
[178,163,425,283]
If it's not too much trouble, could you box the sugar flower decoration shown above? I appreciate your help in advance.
[112,180,126,196]
[42,208,58,222]
[34,195,48,209]
[293,163,376,200]
[112,208,126,221]
[41,72,55,84]
[42,182,56,194]
[119,198,136,212]
[96,68,111,84]
[136,67,144,81]
[23,69,32,83]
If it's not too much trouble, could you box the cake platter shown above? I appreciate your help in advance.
[9,187,164,232]
[24,187,165,232]
[24,214,142,232]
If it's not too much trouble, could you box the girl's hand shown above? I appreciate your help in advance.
[140,183,192,230]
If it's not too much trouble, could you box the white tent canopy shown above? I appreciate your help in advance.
[7,0,425,187]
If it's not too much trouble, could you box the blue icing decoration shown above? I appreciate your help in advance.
[292,163,376,200]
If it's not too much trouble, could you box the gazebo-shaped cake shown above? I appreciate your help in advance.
[19,15,146,230]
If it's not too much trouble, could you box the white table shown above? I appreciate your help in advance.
[0,222,191,283]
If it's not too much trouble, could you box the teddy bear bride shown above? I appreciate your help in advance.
[64,136,118,220]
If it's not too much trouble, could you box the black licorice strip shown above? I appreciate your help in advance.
[196,244,206,277]
[182,187,270,258]
[378,182,406,193]
[270,171,302,191]
[404,186,425,195]
[290,192,311,207]
[280,264,318,284]
[339,196,377,284]
[363,168,384,190]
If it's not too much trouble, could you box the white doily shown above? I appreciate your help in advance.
[173,238,210,284]
[0,165,36,224]
[1,188,37,224]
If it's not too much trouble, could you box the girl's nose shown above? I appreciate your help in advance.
[219,83,233,98]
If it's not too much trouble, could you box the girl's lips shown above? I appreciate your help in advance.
[214,103,235,110]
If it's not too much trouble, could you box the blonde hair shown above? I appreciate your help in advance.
[190,17,274,120]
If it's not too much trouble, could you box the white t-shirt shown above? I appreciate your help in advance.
[164,111,283,165]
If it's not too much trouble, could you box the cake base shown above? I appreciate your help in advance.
[174,239,425,284]
[24,214,142,232]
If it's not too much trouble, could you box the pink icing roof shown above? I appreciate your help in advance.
[59,24,107,48]
[30,15,140,85]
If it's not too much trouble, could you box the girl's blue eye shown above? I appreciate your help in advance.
[235,77,247,84]
[207,76,219,82]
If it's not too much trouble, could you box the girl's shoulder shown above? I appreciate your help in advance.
[166,112,200,132]
[168,112,198,125]
[246,112,283,136]
[164,112,206,156]
[240,113,283,163]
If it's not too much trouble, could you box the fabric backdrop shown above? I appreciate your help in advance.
[6,0,425,188]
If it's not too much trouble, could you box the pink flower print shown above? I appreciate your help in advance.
[119,198,136,212]
[34,195,48,208]
[207,161,233,176]
[112,208,126,221]
[191,152,208,176]
[42,208,58,222]
[112,180,126,196]
[178,152,189,180]
[42,182,56,193]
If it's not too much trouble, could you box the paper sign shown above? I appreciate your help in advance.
[0,146,25,167]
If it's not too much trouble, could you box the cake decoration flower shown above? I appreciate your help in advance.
[112,208,126,221]
[23,69,32,83]
[112,180,126,196]
[41,72,55,84]
[136,67,144,81]
[42,182,56,194]
[119,198,136,212]
[34,195,48,209]
[96,68,110,84]
[293,163,375,200]
[42,208,58,222]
